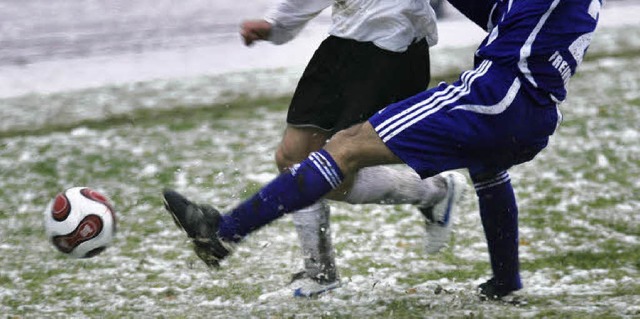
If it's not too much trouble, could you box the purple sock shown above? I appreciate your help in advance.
[218,149,343,242]
[473,171,522,291]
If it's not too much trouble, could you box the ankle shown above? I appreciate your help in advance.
[479,277,522,299]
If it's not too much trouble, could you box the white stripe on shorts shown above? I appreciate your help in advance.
[450,77,521,114]
[376,60,493,143]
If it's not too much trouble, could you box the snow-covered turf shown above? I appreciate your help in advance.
[1,5,639,319]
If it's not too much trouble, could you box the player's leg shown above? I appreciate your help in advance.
[324,39,467,253]
[324,38,435,205]
[334,167,466,254]
[162,59,560,300]
[272,36,370,295]
[459,80,559,299]
[272,36,348,295]
[467,119,558,300]
[271,38,438,292]
[367,60,561,300]
[162,121,401,267]
[164,61,519,275]
[275,126,330,172]
[276,38,453,296]
[274,125,340,293]
[161,62,497,269]
[272,123,413,296]
[337,166,444,205]
[470,170,522,300]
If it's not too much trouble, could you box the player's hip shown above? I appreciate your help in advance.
[368,60,560,177]
[371,60,559,141]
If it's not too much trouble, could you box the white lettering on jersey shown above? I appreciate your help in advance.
[549,51,572,86]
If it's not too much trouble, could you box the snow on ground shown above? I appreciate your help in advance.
[1,1,639,318]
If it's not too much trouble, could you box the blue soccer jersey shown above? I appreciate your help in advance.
[449,0,602,103]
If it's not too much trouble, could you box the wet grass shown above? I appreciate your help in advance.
[1,26,640,318]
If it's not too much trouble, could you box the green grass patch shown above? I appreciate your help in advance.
[0,94,291,138]
[1,26,639,318]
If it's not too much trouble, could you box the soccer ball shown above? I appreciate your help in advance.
[44,187,116,258]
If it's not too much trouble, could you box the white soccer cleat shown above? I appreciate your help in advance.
[292,279,342,298]
[419,171,467,254]
[289,271,342,298]
[258,271,342,301]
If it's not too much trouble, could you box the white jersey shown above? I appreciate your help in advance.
[264,0,438,52]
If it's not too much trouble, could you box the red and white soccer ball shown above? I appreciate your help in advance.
[44,187,116,258]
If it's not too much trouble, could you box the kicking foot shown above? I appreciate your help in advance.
[162,189,235,268]
[478,277,521,301]
[419,171,467,254]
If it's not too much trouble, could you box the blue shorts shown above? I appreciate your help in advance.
[369,60,561,179]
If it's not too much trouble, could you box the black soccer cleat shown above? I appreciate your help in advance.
[478,277,521,301]
[162,189,235,268]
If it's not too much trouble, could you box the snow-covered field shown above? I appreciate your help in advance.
[1,1,639,318]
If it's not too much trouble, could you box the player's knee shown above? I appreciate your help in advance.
[331,123,367,146]
[275,127,330,171]
[326,124,371,173]
[274,144,301,172]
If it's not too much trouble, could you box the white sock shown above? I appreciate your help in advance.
[343,166,446,207]
[291,201,338,283]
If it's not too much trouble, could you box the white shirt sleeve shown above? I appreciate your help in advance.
[264,0,332,44]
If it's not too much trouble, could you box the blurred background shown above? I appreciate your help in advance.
[0,0,481,99]
[1,0,633,100]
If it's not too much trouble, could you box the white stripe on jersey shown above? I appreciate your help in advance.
[450,77,521,114]
[588,0,601,20]
[517,0,561,88]
[375,60,492,143]
[569,32,593,66]
[474,171,510,191]
[486,3,499,31]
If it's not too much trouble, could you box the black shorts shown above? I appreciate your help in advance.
[287,36,431,134]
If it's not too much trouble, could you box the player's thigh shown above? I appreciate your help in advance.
[323,122,402,200]
[275,125,331,171]
[325,122,402,176]
[285,36,348,131]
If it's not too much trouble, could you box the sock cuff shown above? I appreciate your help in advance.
[292,201,330,226]
[295,201,328,214]
[307,149,344,189]
[473,171,510,192]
